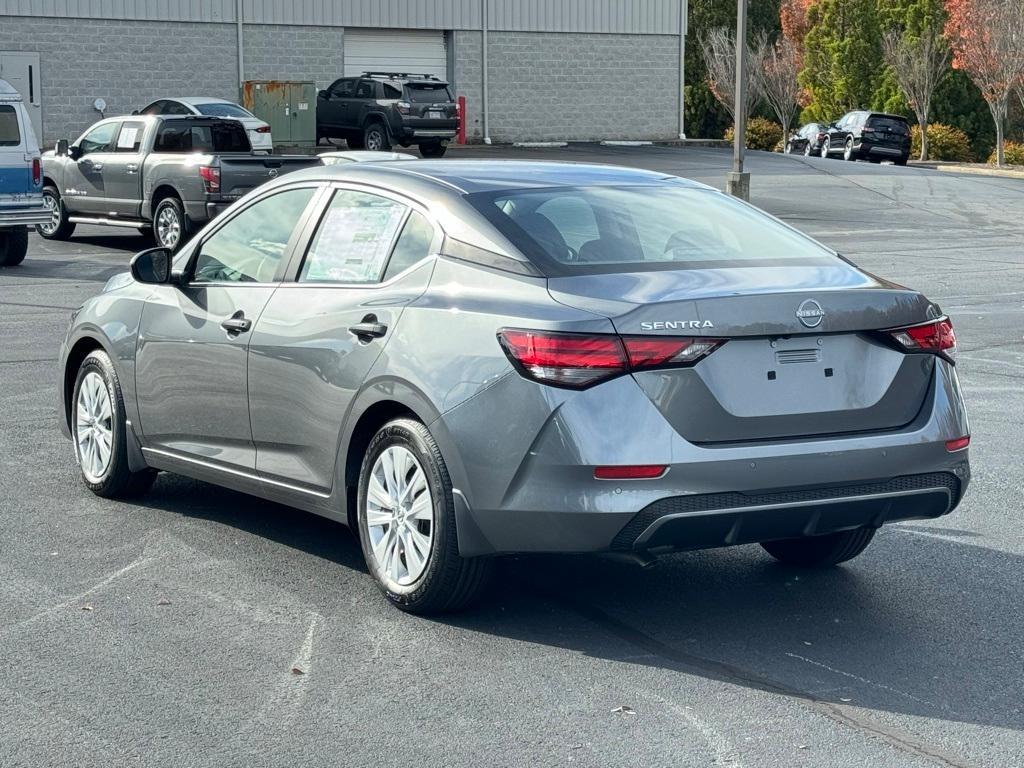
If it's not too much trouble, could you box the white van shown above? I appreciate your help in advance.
[0,78,49,266]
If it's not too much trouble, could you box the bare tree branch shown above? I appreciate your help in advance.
[761,37,803,138]
[881,27,950,161]
[699,27,766,125]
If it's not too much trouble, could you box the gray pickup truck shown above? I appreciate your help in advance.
[39,114,319,250]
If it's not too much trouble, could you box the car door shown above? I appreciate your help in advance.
[102,119,147,217]
[134,185,320,473]
[248,185,441,494]
[318,78,355,133]
[63,120,119,214]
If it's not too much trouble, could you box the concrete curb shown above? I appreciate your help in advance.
[512,141,568,148]
[910,161,1024,180]
[600,140,653,146]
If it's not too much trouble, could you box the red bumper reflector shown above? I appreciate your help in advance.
[594,465,667,480]
[945,436,970,452]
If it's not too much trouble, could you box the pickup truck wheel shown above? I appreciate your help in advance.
[364,122,390,152]
[153,197,188,252]
[418,141,448,158]
[37,186,75,241]
[0,227,29,267]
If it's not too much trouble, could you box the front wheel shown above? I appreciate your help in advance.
[37,185,76,240]
[761,527,876,567]
[418,141,448,158]
[804,142,812,156]
[784,141,792,155]
[0,227,29,266]
[363,122,391,152]
[820,139,830,159]
[357,418,491,613]
[153,197,188,252]
[72,350,157,498]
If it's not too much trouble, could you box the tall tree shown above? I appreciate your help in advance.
[800,0,884,122]
[698,27,766,121]
[945,0,1024,165]
[881,27,951,159]
[761,37,804,133]
[780,0,814,44]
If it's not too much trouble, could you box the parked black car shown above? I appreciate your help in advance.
[316,72,458,158]
[785,122,827,156]
[820,111,911,165]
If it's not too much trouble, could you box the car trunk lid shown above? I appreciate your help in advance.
[403,83,458,129]
[548,266,937,443]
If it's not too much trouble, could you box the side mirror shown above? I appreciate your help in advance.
[68,144,82,160]
[130,247,173,284]
[55,138,69,156]
[318,89,328,100]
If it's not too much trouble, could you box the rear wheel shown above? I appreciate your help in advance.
[843,138,855,161]
[804,142,812,156]
[0,227,29,266]
[761,527,876,567]
[153,196,188,252]
[357,418,491,614]
[37,185,75,240]
[895,156,908,166]
[72,350,157,498]
[784,141,793,155]
[363,122,390,152]
[419,141,448,158]
[820,139,830,159]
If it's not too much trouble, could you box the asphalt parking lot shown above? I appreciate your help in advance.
[2,145,1022,768]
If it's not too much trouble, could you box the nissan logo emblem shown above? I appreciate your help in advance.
[268,168,278,177]
[796,299,825,328]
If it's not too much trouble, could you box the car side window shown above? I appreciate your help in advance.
[299,189,407,284]
[383,211,435,281]
[78,122,118,155]
[383,83,402,99]
[141,101,164,115]
[192,187,316,284]
[330,79,354,98]
[114,120,145,153]
[355,80,376,99]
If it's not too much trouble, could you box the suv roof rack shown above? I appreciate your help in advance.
[360,71,443,81]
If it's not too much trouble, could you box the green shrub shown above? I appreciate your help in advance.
[988,140,1024,166]
[723,117,784,151]
[910,123,973,162]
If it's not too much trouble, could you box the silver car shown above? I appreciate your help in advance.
[58,161,970,613]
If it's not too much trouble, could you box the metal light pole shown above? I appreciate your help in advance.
[726,0,751,200]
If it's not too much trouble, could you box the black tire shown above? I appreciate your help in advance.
[0,227,29,267]
[152,196,188,252]
[419,141,448,158]
[36,185,75,240]
[804,142,812,156]
[820,139,830,159]
[761,527,876,567]
[357,418,491,614]
[363,122,391,152]
[784,141,792,155]
[895,156,908,167]
[346,133,365,150]
[844,138,855,161]
[71,349,158,499]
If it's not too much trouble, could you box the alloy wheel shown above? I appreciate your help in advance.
[40,191,61,236]
[156,206,181,249]
[365,445,434,587]
[76,371,113,483]
[844,139,854,161]
[820,140,829,158]
[366,128,384,151]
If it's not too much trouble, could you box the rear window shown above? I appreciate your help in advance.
[404,84,453,104]
[154,121,251,152]
[467,185,841,276]
[193,102,254,119]
[867,116,909,134]
[0,105,20,146]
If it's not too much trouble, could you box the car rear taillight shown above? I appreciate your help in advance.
[594,465,667,480]
[397,101,411,115]
[255,125,271,133]
[497,329,724,389]
[199,165,221,193]
[889,318,956,361]
[945,436,970,452]
[31,157,41,186]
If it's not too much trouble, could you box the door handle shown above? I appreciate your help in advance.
[221,312,252,335]
[126,163,138,173]
[349,318,387,341]
[91,163,103,171]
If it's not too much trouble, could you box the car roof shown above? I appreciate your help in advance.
[162,97,235,106]
[280,160,703,195]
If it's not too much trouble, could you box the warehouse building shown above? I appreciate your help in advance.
[0,0,686,146]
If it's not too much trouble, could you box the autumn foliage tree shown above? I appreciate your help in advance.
[780,0,815,44]
[944,0,1024,165]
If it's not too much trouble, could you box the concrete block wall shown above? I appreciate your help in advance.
[0,17,238,145]
[452,31,680,143]
[242,24,343,89]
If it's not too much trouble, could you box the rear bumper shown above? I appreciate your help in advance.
[0,201,50,227]
[400,128,457,141]
[858,141,908,159]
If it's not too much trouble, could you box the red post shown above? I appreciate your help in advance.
[457,95,467,145]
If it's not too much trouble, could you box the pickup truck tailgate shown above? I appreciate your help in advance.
[217,154,321,199]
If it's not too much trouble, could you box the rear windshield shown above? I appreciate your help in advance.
[866,116,909,134]
[154,122,251,152]
[0,105,20,146]
[194,102,254,119]
[467,185,841,275]
[404,84,453,104]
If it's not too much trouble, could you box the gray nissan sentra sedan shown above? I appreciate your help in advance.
[58,160,970,613]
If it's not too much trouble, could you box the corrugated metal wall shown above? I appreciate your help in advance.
[0,0,681,33]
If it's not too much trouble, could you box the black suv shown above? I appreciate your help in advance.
[316,72,458,157]
[820,111,911,165]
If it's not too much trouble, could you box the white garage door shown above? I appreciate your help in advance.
[344,29,448,81]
